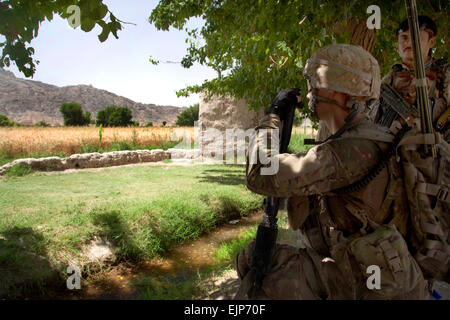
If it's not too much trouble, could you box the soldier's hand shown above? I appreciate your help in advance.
[265,88,302,121]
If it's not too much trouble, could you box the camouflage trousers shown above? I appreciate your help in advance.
[235,239,430,300]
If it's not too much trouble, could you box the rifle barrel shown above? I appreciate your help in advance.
[405,0,436,157]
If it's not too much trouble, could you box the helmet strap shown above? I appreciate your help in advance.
[309,88,348,117]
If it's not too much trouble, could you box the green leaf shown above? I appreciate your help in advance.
[294,56,303,69]
[81,18,96,32]
[98,24,110,42]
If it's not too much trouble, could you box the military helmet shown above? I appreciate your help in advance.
[303,44,381,101]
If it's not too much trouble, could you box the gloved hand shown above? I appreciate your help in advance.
[265,88,302,121]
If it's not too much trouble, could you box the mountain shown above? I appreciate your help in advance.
[0,69,186,126]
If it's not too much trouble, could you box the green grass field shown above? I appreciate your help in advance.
[0,163,263,298]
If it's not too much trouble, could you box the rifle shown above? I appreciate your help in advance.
[250,97,299,299]
[404,0,436,157]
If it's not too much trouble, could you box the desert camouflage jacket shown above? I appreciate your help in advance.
[245,113,403,235]
[246,114,393,198]
[382,58,449,134]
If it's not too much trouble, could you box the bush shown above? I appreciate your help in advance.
[132,121,140,127]
[176,103,199,126]
[145,121,153,127]
[96,105,133,127]
[0,113,19,126]
[162,121,167,127]
[34,121,50,127]
[59,103,91,126]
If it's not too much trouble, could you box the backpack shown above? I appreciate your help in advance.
[393,124,450,281]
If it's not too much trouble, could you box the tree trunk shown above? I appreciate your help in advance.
[331,18,377,53]
[349,18,376,53]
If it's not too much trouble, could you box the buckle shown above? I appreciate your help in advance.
[437,188,449,202]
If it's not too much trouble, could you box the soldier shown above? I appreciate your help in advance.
[235,44,430,300]
[375,16,449,139]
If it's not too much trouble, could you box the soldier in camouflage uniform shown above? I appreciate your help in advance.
[235,44,430,300]
[374,16,449,140]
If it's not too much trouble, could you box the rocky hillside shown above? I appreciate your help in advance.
[0,68,186,126]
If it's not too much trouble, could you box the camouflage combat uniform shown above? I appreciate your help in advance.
[235,44,430,300]
[376,58,450,140]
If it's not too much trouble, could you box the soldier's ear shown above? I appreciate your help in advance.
[429,35,436,48]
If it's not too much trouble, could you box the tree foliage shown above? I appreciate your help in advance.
[149,0,449,112]
[0,113,20,126]
[96,105,133,127]
[176,103,199,126]
[59,102,91,126]
[0,0,124,77]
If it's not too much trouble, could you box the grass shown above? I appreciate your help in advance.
[0,164,263,298]
[138,226,259,300]
[288,133,315,154]
[137,210,301,300]
[213,227,258,267]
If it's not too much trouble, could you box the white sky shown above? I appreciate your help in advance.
[3,0,217,108]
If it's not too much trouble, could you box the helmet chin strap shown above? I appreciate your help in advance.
[308,88,348,118]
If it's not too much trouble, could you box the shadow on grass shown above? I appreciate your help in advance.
[197,168,245,186]
[91,210,144,262]
[0,227,63,299]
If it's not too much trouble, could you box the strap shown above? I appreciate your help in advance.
[379,239,404,275]
[424,239,450,255]
[421,221,446,238]
[416,251,450,265]
[341,126,395,143]
[307,58,372,81]
[398,132,443,147]
[416,182,450,203]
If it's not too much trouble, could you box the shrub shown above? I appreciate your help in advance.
[59,103,91,126]
[34,121,50,127]
[0,113,19,126]
[145,121,153,127]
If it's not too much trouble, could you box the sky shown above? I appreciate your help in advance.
[3,0,218,108]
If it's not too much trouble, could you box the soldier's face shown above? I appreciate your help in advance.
[397,29,436,64]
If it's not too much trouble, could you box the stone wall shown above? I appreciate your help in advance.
[0,149,201,175]
[198,94,265,162]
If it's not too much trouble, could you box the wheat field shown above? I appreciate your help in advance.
[0,126,196,157]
